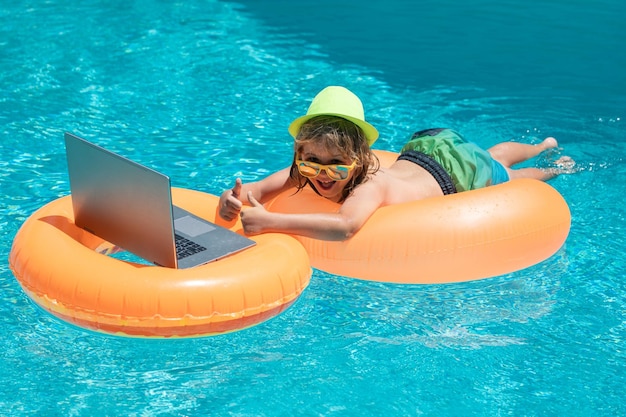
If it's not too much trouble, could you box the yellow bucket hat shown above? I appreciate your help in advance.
[288,86,379,146]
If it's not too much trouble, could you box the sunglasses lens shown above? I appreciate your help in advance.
[297,162,320,178]
[326,167,349,181]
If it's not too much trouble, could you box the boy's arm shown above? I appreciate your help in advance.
[241,179,385,241]
[243,167,295,204]
[219,168,293,221]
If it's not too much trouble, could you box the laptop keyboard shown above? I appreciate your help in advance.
[175,234,207,260]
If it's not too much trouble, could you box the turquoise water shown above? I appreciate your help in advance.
[1,0,625,415]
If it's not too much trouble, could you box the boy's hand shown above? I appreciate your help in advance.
[218,178,243,221]
[240,191,269,235]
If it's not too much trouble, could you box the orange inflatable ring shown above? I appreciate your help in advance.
[266,150,571,284]
[9,188,311,338]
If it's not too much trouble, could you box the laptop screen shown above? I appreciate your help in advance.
[65,133,179,267]
[64,132,255,269]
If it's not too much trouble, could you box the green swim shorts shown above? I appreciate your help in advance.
[399,128,509,192]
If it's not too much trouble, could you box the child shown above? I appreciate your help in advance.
[219,86,574,241]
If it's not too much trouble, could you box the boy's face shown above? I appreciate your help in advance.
[297,142,355,203]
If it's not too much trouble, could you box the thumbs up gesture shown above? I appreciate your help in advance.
[218,178,244,221]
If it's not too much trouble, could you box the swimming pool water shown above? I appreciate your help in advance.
[1,0,624,415]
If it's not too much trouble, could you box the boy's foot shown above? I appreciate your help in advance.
[555,156,577,173]
[544,156,577,176]
[541,137,558,150]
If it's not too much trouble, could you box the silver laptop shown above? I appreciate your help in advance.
[64,132,255,269]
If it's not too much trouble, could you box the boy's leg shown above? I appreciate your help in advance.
[507,156,576,181]
[507,167,557,181]
[487,137,558,168]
